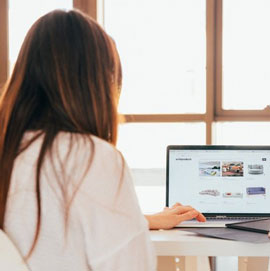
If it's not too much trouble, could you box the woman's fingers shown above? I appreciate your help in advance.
[169,205,207,222]
[164,203,206,224]
[177,210,199,222]
[196,212,207,222]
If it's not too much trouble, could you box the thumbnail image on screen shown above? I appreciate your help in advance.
[222,162,244,177]
[248,164,264,175]
[199,161,220,177]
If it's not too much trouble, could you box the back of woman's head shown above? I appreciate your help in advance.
[0,9,122,249]
[3,9,121,144]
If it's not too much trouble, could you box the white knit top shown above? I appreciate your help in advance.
[5,132,156,271]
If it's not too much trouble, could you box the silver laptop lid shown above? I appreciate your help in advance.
[166,145,270,218]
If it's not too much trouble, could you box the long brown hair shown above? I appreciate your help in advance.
[0,9,122,255]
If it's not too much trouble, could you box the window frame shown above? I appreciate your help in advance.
[73,0,97,20]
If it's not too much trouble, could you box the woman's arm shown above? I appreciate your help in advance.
[145,203,206,230]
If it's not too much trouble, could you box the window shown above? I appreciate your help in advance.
[223,0,270,110]
[118,123,205,168]
[104,0,206,114]
[215,0,270,120]
[214,122,270,145]
[103,0,270,166]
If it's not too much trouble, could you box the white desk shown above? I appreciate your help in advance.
[150,229,270,257]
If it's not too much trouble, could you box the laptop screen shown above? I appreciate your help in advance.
[166,146,270,215]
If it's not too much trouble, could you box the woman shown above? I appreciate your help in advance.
[0,9,204,271]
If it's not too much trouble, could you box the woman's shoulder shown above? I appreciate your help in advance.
[52,132,124,178]
[55,131,121,160]
[20,131,123,175]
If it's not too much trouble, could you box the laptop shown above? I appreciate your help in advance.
[166,145,270,227]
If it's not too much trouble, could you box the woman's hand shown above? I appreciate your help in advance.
[145,202,206,230]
